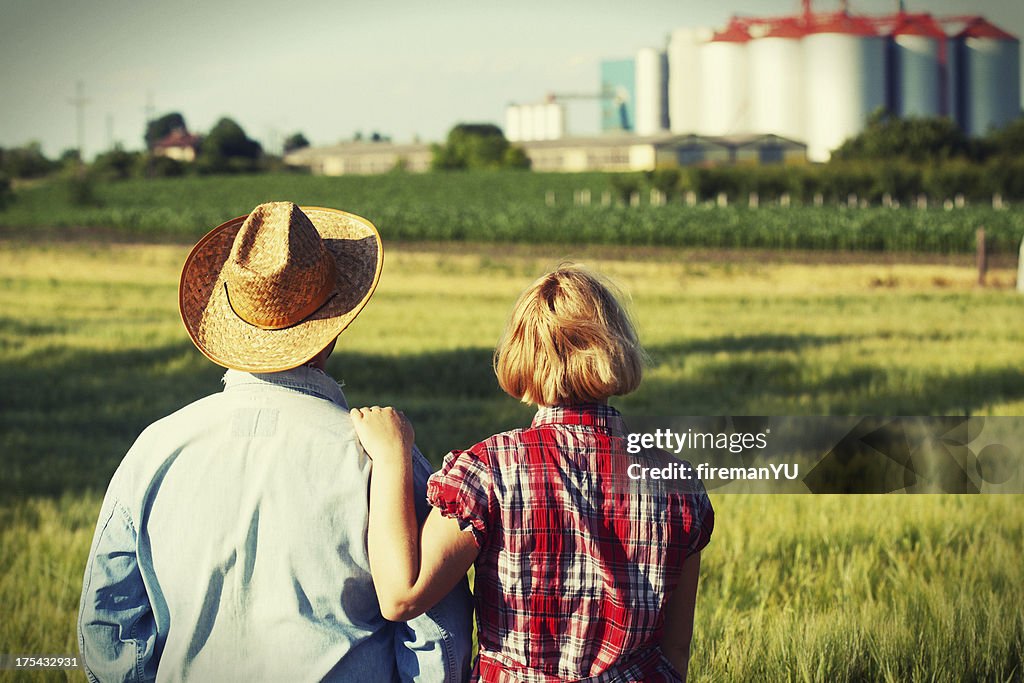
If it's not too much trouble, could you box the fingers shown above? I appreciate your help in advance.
[350,406,406,418]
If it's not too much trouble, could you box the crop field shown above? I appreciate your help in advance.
[1,237,1023,681]
[3,172,1024,254]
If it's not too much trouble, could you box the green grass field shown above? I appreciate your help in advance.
[1,237,1023,681]
[3,172,1024,253]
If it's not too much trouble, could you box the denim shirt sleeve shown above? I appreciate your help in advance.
[392,446,474,683]
[78,489,158,683]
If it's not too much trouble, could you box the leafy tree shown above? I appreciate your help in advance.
[431,123,516,170]
[0,174,12,209]
[1,141,57,178]
[92,146,141,180]
[870,161,924,202]
[283,132,310,153]
[922,160,984,200]
[646,168,682,200]
[609,173,643,203]
[145,112,187,150]
[59,148,82,167]
[199,118,263,173]
[983,116,1024,159]
[137,154,185,178]
[832,111,971,163]
[502,145,531,170]
[67,173,101,207]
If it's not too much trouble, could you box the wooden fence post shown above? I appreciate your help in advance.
[977,227,987,287]
[1017,235,1024,293]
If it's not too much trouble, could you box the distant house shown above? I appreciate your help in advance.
[285,134,807,176]
[153,128,202,162]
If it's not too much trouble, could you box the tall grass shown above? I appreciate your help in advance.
[697,495,1024,681]
[1,240,1022,681]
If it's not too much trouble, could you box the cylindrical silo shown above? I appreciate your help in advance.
[505,105,522,142]
[668,27,711,134]
[697,22,751,136]
[532,104,550,140]
[803,14,887,162]
[748,19,806,141]
[946,29,961,126]
[953,18,1021,137]
[544,103,566,140]
[891,14,945,118]
[517,105,534,141]
[635,47,669,136]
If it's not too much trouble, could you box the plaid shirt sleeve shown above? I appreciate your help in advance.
[426,445,493,547]
[686,479,715,556]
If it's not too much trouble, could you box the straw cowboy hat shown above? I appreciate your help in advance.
[179,201,382,372]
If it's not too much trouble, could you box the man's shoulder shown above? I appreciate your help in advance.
[132,390,355,459]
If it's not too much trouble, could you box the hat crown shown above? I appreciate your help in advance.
[224,202,337,330]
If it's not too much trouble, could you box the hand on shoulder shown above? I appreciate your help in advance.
[350,406,415,463]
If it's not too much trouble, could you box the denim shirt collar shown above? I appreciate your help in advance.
[222,366,349,408]
[531,403,626,435]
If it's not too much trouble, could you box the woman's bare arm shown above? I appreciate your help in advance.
[661,552,702,681]
[352,406,479,621]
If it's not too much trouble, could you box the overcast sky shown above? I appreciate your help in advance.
[2,0,1022,158]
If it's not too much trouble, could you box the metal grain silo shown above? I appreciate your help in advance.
[505,105,522,142]
[635,47,669,136]
[803,14,887,162]
[891,14,945,118]
[668,27,710,134]
[953,18,1021,137]
[543,103,566,140]
[698,21,751,136]
[748,19,806,141]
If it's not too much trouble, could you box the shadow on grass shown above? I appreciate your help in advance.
[648,333,860,359]
[4,332,1024,498]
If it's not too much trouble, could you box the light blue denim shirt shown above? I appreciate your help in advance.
[78,367,472,682]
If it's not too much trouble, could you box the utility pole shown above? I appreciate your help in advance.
[144,91,155,123]
[67,81,90,162]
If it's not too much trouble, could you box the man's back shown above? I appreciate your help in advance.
[79,367,471,682]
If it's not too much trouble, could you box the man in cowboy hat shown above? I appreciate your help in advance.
[77,202,472,681]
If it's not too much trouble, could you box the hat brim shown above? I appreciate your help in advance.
[179,206,383,372]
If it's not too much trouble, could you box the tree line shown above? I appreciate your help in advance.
[615,113,1024,205]
[3,110,1022,210]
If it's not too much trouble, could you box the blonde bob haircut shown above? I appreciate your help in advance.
[494,264,644,407]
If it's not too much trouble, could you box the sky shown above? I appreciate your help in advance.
[2,0,1023,158]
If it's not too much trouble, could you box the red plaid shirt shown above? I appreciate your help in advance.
[427,404,714,683]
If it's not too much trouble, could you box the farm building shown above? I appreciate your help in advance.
[285,134,806,176]
[284,141,433,175]
[153,128,202,162]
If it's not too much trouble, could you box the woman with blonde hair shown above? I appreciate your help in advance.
[353,264,713,682]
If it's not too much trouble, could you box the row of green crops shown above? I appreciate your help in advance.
[2,172,1022,253]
